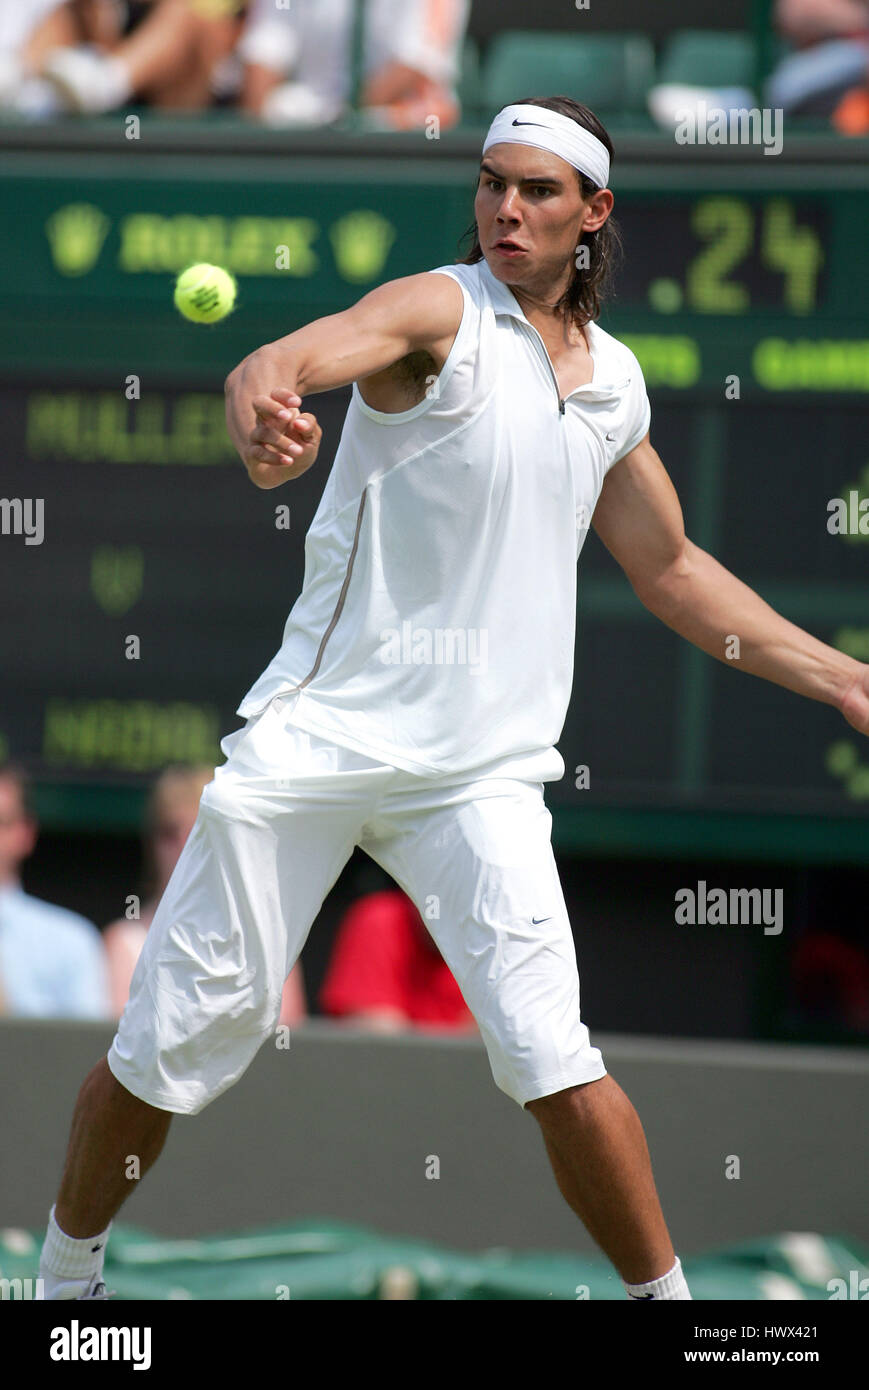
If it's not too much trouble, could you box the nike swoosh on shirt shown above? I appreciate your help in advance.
[531,916,552,924]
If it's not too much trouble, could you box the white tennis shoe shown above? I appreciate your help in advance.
[77,1275,114,1300]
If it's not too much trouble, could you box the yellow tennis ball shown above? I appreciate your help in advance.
[174,263,237,324]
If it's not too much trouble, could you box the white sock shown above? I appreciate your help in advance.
[624,1255,692,1300]
[38,1205,112,1301]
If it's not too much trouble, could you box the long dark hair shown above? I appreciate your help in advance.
[457,95,622,328]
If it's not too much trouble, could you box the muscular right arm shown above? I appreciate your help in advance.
[225,270,463,488]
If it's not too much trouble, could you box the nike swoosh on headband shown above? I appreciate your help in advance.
[485,104,611,188]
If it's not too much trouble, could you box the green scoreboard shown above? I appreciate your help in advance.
[0,129,867,855]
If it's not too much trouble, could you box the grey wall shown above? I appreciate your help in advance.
[2,1020,867,1255]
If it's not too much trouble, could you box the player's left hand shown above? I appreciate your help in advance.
[841,663,869,737]
[246,388,322,487]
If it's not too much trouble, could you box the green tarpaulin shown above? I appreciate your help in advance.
[2,1222,867,1300]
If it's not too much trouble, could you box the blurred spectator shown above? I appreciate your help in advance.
[0,0,248,118]
[775,0,869,44]
[239,0,469,130]
[0,0,69,115]
[790,928,869,1031]
[319,887,477,1032]
[769,0,869,133]
[0,762,110,1019]
[648,2,869,136]
[103,764,306,1025]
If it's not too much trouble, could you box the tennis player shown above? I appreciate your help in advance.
[39,95,869,1302]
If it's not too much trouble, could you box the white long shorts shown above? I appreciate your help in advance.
[107,695,607,1114]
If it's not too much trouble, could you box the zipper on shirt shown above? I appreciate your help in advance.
[523,321,568,417]
[520,318,629,414]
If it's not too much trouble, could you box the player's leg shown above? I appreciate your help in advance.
[41,698,384,1295]
[525,1078,678,1288]
[43,1057,173,1298]
[55,1058,171,1240]
[359,773,686,1296]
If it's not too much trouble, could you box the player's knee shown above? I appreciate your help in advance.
[524,1075,609,1119]
[485,1013,606,1111]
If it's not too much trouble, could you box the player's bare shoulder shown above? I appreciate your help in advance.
[356,270,465,414]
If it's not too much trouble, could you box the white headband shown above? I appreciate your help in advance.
[482,103,610,189]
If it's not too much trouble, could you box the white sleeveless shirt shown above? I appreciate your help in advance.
[236,257,651,781]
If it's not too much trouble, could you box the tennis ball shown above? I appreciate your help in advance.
[174,263,237,324]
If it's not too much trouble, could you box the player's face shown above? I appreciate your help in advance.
[475,144,609,295]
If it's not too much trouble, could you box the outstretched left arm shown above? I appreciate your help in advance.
[591,434,869,736]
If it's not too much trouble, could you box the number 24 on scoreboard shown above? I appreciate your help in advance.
[685,196,824,316]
